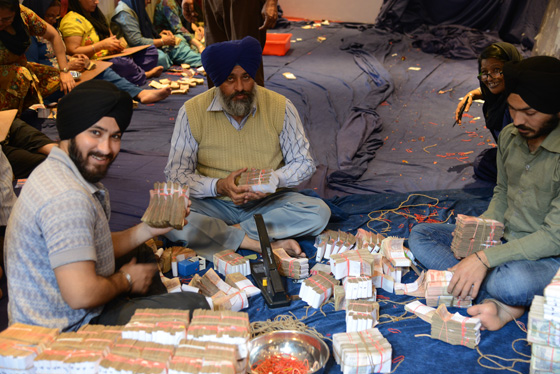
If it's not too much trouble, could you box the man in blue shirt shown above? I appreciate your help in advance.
[5,80,208,331]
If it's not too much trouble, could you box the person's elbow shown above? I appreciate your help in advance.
[55,267,109,310]
[300,160,316,181]
[61,290,102,310]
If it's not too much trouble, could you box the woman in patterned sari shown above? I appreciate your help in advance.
[0,0,75,114]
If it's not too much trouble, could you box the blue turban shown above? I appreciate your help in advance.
[201,36,262,87]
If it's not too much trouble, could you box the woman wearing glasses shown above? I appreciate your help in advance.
[454,42,522,183]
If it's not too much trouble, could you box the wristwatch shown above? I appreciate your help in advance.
[60,67,69,73]
[119,270,133,292]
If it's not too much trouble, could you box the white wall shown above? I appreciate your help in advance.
[94,0,382,24]
[279,0,383,24]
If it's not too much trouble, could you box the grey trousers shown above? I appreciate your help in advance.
[164,191,331,261]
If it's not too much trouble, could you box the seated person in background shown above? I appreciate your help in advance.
[0,0,74,114]
[24,0,90,72]
[112,0,203,71]
[1,109,56,179]
[5,80,208,331]
[409,56,560,331]
[454,42,522,183]
[24,0,171,105]
[0,142,17,300]
[181,0,279,87]
[60,0,164,87]
[153,0,204,52]
[164,36,331,261]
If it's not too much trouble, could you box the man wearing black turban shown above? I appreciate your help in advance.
[165,37,330,262]
[5,80,208,331]
[408,56,560,331]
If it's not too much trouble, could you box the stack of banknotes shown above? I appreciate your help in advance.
[450,214,504,259]
[528,267,560,373]
[430,304,481,349]
[425,270,472,308]
[332,328,392,373]
[273,247,309,279]
[213,249,250,277]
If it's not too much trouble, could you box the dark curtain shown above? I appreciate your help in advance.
[376,0,548,49]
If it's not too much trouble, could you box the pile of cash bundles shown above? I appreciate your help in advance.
[528,268,560,373]
[345,300,380,332]
[213,249,250,276]
[425,270,472,308]
[236,168,278,194]
[299,271,339,308]
[0,308,249,374]
[430,304,481,349]
[273,247,309,279]
[405,300,481,349]
[142,182,189,229]
[333,328,392,373]
[450,214,504,259]
[189,269,249,312]
[314,229,385,262]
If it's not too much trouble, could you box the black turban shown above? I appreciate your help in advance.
[503,56,560,115]
[201,36,262,87]
[56,80,133,140]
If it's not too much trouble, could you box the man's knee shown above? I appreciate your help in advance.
[309,198,331,235]
[164,211,217,243]
[485,265,541,306]
[409,223,453,246]
[409,223,434,249]
[291,196,330,235]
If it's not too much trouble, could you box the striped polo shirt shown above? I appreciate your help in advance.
[5,147,115,331]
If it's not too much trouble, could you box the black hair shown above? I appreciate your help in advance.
[477,44,511,72]
[49,0,61,8]
[0,0,31,55]
[67,0,110,39]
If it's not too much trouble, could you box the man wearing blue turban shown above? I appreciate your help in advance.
[408,56,560,332]
[165,36,330,261]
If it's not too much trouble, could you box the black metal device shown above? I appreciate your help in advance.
[249,214,291,308]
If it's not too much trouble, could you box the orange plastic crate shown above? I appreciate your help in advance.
[263,33,292,56]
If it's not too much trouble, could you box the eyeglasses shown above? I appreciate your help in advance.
[478,68,503,81]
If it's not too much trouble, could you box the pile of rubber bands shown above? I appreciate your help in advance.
[251,353,310,374]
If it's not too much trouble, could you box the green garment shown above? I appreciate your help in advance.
[482,122,560,267]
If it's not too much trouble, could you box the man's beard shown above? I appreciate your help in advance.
[68,138,115,184]
[516,115,560,140]
[218,85,257,118]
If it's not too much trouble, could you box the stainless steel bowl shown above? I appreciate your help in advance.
[248,330,330,374]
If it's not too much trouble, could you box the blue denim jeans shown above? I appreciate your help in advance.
[408,223,560,307]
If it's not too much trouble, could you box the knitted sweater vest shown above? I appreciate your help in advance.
[185,86,286,183]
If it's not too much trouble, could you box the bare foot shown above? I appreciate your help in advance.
[235,226,305,258]
[271,239,306,258]
[467,299,525,331]
[136,87,172,104]
[145,66,164,79]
